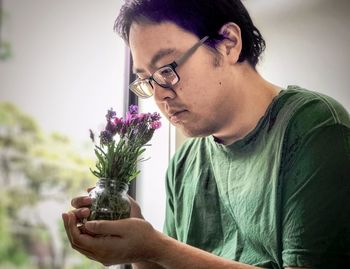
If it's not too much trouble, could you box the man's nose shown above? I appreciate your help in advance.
[153,83,176,102]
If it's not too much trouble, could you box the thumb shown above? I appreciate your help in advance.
[84,219,133,236]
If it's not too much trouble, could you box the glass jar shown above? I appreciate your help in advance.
[88,178,131,220]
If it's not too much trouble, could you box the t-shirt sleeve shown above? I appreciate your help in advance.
[280,98,350,267]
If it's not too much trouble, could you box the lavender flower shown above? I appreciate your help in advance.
[151,121,161,129]
[105,120,117,135]
[106,108,116,121]
[90,105,161,183]
[89,129,95,143]
[114,117,123,134]
[124,112,133,126]
[99,130,113,145]
[129,104,138,114]
[151,112,161,121]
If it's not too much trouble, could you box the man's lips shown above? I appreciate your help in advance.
[169,110,187,123]
[169,110,184,117]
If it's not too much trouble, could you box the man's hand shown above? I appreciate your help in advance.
[69,191,144,221]
[62,191,164,267]
[62,192,264,269]
[62,212,162,266]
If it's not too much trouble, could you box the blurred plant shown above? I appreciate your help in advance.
[0,102,96,268]
[0,0,13,61]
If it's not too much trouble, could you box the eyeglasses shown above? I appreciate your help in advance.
[129,36,209,98]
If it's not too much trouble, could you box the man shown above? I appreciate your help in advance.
[62,0,350,268]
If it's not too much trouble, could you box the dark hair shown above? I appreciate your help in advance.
[115,0,265,68]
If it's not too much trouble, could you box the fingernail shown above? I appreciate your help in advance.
[83,197,92,203]
[82,208,90,215]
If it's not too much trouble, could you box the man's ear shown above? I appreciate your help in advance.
[217,22,242,64]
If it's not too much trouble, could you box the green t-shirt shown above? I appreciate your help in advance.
[163,86,350,268]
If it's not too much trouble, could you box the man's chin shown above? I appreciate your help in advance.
[178,126,211,139]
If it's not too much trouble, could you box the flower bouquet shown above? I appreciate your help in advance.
[88,105,161,221]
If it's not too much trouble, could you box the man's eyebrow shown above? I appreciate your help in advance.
[133,48,176,74]
[150,48,176,67]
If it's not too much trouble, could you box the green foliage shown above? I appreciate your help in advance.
[0,40,13,60]
[72,258,105,269]
[0,102,41,152]
[24,132,95,196]
[0,6,13,61]
[0,102,96,268]
[0,193,30,266]
[90,139,145,183]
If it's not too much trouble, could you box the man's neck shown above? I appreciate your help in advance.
[213,67,281,145]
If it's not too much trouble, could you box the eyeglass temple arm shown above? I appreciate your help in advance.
[175,36,209,66]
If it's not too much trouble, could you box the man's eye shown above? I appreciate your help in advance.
[158,68,174,78]
[160,69,172,75]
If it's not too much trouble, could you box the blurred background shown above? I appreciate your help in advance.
[0,0,349,269]
[0,1,128,268]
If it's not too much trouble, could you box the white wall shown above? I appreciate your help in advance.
[246,0,350,109]
[136,100,174,232]
[0,0,126,142]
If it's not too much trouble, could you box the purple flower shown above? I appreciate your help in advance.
[151,112,161,121]
[99,130,113,145]
[129,105,138,114]
[124,112,133,126]
[150,121,161,129]
[119,125,127,137]
[105,120,117,135]
[89,129,95,143]
[138,113,147,121]
[114,117,122,125]
[89,107,162,183]
[106,108,116,121]
[92,107,161,148]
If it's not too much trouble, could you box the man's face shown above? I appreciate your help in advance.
[129,21,238,138]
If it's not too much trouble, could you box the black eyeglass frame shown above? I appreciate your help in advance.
[129,35,209,98]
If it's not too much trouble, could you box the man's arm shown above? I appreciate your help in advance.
[150,230,259,269]
[133,233,309,269]
[279,118,350,267]
[63,211,313,269]
[63,212,261,269]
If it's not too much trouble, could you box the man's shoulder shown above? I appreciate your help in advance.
[282,86,350,134]
[275,86,350,164]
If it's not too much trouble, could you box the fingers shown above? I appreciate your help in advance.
[71,208,97,237]
[71,196,92,208]
[62,213,72,242]
[62,212,113,264]
[84,218,144,236]
[72,207,91,220]
[64,212,96,254]
[128,196,144,219]
[84,219,125,236]
[62,213,148,265]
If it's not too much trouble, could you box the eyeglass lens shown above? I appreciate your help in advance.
[133,80,154,98]
[153,66,179,87]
